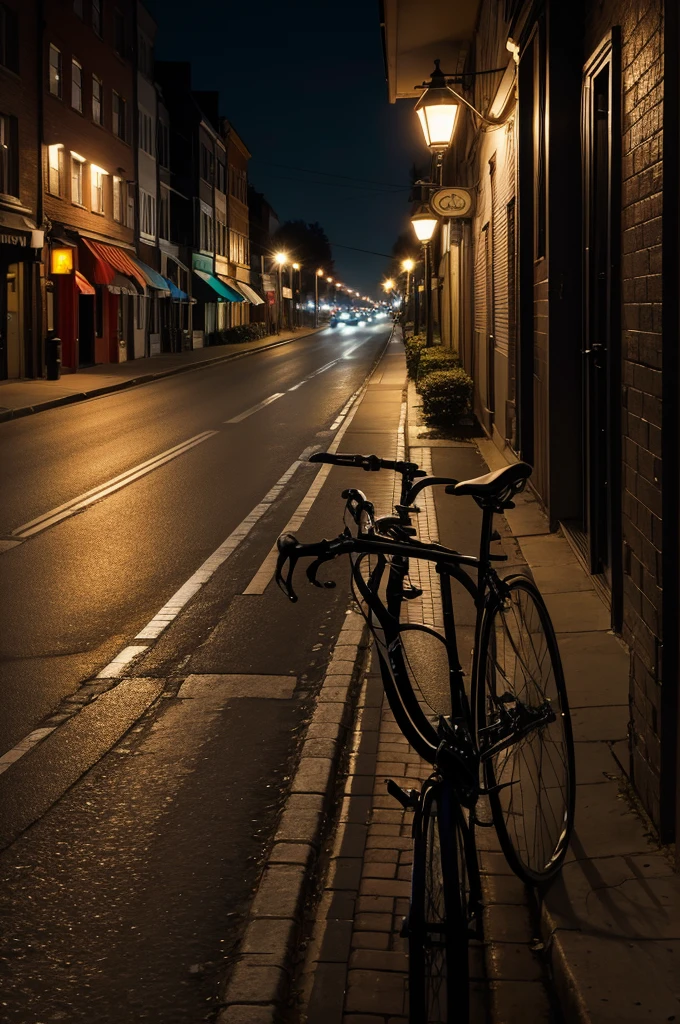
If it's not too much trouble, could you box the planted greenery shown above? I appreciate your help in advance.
[416,346,461,390]
[404,334,427,379]
[419,368,473,423]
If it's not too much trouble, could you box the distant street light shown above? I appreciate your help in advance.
[410,206,438,347]
[292,262,301,328]
[315,269,324,327]
[401,258,415,336]
[274,251,288,333]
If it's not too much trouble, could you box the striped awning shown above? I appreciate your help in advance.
[74,270,95,295]
[234,281,265,305]
[81,238,148,289]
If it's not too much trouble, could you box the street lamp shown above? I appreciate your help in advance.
[292,262,301,328]
[415,60,460,178]
[410,205,438,347]
[315,269,324,327]
[274,251,288,333]
[401,258,416,337]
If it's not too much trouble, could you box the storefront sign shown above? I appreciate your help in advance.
[430,187,475,218]
[282,286,292,299]
[0,233,28,247]
[192,253,214,274]
[51,248,74,274]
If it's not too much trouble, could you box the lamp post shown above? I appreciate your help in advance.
[401,258,415,337]
[291,262,301,328]
[315,269,324,327]
[274,251,287,333]
[415,59,460,185]
[410,206,438,347]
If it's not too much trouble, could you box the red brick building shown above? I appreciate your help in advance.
[0,0,41,380]
[42,0,145,369]
[381,0,680,847]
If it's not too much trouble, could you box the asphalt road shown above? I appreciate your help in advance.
[0,321,393,1022]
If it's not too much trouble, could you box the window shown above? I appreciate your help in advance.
[49,45,62,98]
[216,160,226,194]
[200,143,213,183]
[92,76,103,125]
[71,60,82,112]
[140,189,156,237]
[0,113,18,197]
[114,10,125,56]
[113,175,122,221]
[229,229,249,266]
[47,143,65,197]
[70,153,84,205]
[200,205,213,252]
[91,165,106,213]
[159,185,170,240]
[138,32,152,77]
[229,166,247,204]
[74,0,83,18]
[216,216,227,256]
[126,187,134,228]
[0,4,19,73]
[112,92,126,140]
[157,119,169,167]
[92,0,102,37]
[139,109,153,156]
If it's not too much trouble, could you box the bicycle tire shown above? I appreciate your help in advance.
[476,574,575,884]
[408,781,469,1024]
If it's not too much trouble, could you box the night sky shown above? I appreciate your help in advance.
[146,0,425,298]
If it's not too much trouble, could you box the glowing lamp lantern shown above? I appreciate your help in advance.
[415,60,459,152]
[410,206,438,243]
[51,248,74,274]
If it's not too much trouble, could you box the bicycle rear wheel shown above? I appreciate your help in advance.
[408,781,468,1024]
[476,575,575,884]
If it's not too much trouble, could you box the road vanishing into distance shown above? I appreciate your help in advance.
[0,322,392,1022]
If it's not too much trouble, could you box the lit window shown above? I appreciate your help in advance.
[92,76,103,125]
[49,44,61,98]
[91,165,106,213]
[71,60,82,112]
[47,143,65,196]
[70,153,84,205]
[113,175,122,222]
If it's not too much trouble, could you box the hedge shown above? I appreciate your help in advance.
[419,367,473,423]
[416,346,461,390]
[404,334,427,379]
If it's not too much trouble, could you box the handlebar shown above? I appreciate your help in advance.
[309,451,426,479]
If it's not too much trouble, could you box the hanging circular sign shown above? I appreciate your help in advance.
[430,187,475,218]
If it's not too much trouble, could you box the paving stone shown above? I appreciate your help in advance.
[483,903,534,943]
[345,774,375,796]
[307,720,345,741]
[331,821,368,859]
[251,864,305,919]
[224,964,286,1006]
[345,969,408,1016]
[482,873,530,905]
[359,877,411,899]
[306,961,347,1024]
[486,941,544,981]
[217,1005,276,1024]
[313,702,349,724]
[292,756,334,795]
[349,950,408,972]
[350,930,390,950]
[354,912,393,931]
[571,705,629,742]
[327,856,363,891]
[364,848,399,863]
[366,834,412,850]
[348,752,378,775]
[479,851,515,875]
[303,737,339,759]
[318,919,354,963]
[340,795,373,823]
[356,895,394,914]
[362,861,397,879]
[319,685,352,702]
[489,979,553,1023]
[275,808,323,845]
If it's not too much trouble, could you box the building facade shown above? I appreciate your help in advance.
[0,0,41,381]
[381,0,680,847]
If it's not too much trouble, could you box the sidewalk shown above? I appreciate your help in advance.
[0,326,324,422]
[293,346,680,1022]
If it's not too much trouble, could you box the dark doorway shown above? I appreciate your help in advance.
[78,294,95,367]
[582,31,622,624]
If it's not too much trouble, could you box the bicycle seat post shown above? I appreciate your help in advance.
[478,504,496,582]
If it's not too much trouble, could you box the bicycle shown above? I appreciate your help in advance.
[275,452,575,1024]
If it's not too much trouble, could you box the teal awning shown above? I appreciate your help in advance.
[193,270,244,302]
[131,256,171,292]
[163,277,189,301]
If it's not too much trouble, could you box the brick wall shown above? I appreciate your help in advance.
[585,0,665,825]
[2,0,39,217]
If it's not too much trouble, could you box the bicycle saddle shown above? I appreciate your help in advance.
[447,462,532,501]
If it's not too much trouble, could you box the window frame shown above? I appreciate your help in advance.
[49,44,62,99]
[113,174,122,222]
[47,143,66,197]
[112,91,126,141]
[71,59,83,113]
[113,9,125,57]
[92,75,103,125]
[92,0,103,38]
[70,153,84,206]
[0,4,19,74]
[91,166,105,214]
[0,112,19,198]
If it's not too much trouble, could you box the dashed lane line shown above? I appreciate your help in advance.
[225,393,285,423]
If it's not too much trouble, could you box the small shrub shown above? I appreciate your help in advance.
[419,368,473,423]
[416,346,461,390]
[404,334,426,379]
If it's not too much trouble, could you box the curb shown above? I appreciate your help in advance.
[217,607,370,1024]
[0,328,324,424]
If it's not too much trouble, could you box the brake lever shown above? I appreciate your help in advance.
[275,534,300,603]
[306,554,337,590]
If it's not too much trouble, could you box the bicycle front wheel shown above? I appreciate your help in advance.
[477,575,575,884]
[408,782,468,1024]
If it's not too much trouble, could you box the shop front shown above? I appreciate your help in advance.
[0,214,41,380]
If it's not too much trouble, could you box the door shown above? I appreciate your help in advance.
[78,294,95,367]
[582,32,622,612]
[3,263,22,379]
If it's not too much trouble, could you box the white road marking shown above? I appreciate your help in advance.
[10,431,218,541]
[330,390,359,431]
[306,359,338,377]
[0,726,57,776]
[242,381,367,596]
[225,393,285,423]
[135,458,302,640]
[97,644,150,678]
[288,380,306,391]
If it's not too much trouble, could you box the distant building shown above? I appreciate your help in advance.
[248,186,279,331]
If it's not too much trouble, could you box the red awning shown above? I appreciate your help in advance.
[74,270,95,295]
[81,238,148,289]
